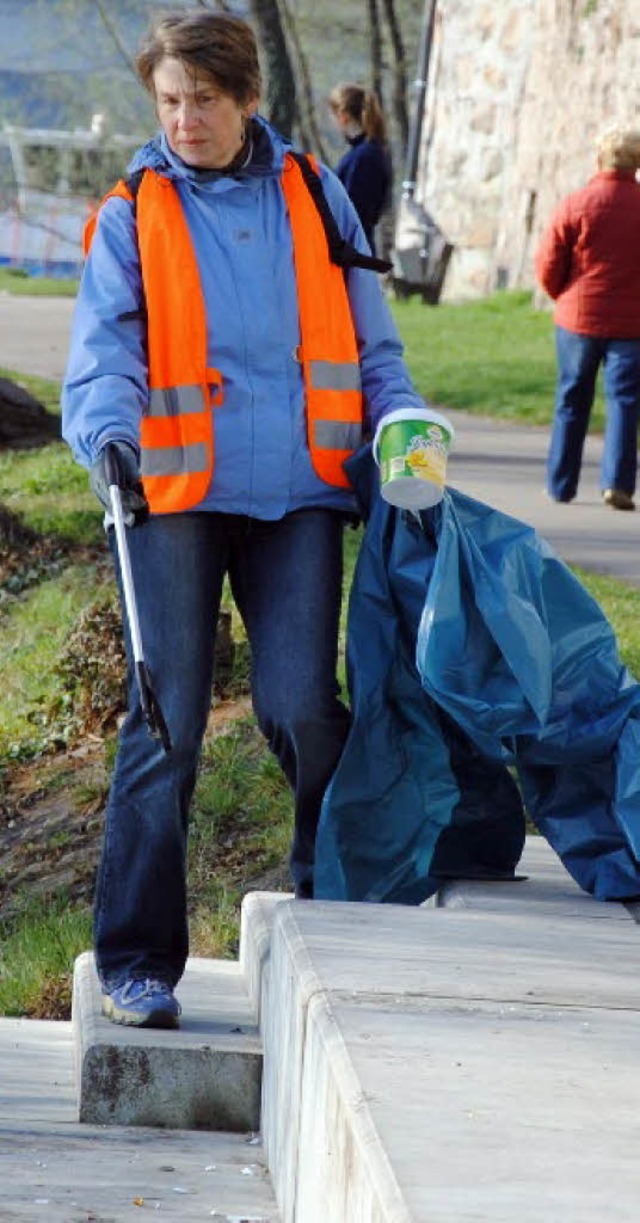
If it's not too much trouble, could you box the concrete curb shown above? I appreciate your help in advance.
[72,951,262,1130]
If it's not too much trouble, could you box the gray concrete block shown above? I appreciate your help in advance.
[264,892,640,1222]
[73,952,262,1131]
[0,1017,75,1124]
[240,890,291,1023]
[433,836,636,922]
[322,994,640,1223]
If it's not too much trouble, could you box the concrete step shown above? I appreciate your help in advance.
[239,890,292,1022]
[245,844,640,1222]
[430,836,638,921]
[0,1016,280,1221]
[72,951,262,1130]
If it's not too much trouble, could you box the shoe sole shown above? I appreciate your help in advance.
[101,997,180,1029]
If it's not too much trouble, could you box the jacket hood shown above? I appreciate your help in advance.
[127,115,290,183]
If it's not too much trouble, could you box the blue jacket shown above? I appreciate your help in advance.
[315,449,640,904]
[62,118,423,520]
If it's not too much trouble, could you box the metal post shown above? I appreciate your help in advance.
[402,0,437,201]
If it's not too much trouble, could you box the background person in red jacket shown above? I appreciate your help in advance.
[535,124,640,510]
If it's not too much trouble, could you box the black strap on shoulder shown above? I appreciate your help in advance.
[289,151,392,275]
[117,170,148,323]
[125,169,146,204]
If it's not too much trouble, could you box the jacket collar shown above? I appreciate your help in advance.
[127,115,289,184]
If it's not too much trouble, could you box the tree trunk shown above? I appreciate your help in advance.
[367,0,384,105]
[248,0,297,139]
[277,0,328,159]
[381,0,409,158]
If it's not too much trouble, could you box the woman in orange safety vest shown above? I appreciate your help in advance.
[62,8,426,1030]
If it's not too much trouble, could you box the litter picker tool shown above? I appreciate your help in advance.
[105,442,172,754]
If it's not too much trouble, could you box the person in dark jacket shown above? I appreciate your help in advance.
[535,125,640,510]
[329,82,392,256]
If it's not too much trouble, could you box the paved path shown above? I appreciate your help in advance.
[1,293,639,586]
[0,292,75,381]
[446,407,640,589]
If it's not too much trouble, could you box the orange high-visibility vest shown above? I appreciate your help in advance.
[84,154,364,514]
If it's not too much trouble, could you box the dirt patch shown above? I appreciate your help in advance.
[0,742,108,922]
[0,377,60,448]
[0,693,290,927]
[0,504,72,598]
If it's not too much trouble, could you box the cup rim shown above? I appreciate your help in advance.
[373,407,454,461]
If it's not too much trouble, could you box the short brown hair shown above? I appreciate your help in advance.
[136,9,261,106]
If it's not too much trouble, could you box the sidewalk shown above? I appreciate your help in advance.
[0,293,638,585]
[446,408,640,589]
[0,292,75,382]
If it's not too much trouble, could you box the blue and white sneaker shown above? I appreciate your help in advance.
[101,977,181,1029]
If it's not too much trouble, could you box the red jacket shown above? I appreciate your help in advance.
[534,170,640,338]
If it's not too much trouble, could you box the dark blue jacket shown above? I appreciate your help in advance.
[335,134,392,254]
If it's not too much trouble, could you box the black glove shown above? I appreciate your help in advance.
[90,441,149,526]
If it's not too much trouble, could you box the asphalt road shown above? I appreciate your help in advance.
[0,292,75,381]
[1,292,639,587]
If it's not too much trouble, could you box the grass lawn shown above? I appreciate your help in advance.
[390,289,606,431]
[0,267,78,297]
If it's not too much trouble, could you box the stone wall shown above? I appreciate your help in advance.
[417,0,640,300]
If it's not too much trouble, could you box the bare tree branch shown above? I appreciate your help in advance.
[92,0,139,79]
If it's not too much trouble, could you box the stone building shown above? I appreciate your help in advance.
[415,0,640,300]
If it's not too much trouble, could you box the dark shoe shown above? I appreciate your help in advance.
[602,489,635,511]
[295,879,314,900]
[542,489,574,504]
[101,978,181,1028]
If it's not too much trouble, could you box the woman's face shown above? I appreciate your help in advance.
[153,56,256,169]
[330,105,350,134]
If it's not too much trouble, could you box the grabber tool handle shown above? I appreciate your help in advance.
[104,443,172,754]
[104,444,144,664]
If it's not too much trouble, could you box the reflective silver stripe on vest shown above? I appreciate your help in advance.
[314,421,362,450]
[141,442,208,478]
[309,360,362,392]
[147,384,207,418]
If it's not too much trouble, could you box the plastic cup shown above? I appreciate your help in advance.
[373,407,455,509]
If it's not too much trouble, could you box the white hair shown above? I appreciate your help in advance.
[595,124,640,171]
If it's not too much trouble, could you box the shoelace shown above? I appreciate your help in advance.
[121,977,173,1003]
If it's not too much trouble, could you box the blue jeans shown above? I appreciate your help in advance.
[96,509,351,988]
[547,326,640,501]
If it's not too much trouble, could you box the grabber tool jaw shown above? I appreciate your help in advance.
[135,659,172,754]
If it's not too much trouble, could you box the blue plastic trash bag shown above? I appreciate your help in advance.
[314,447,640,904]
